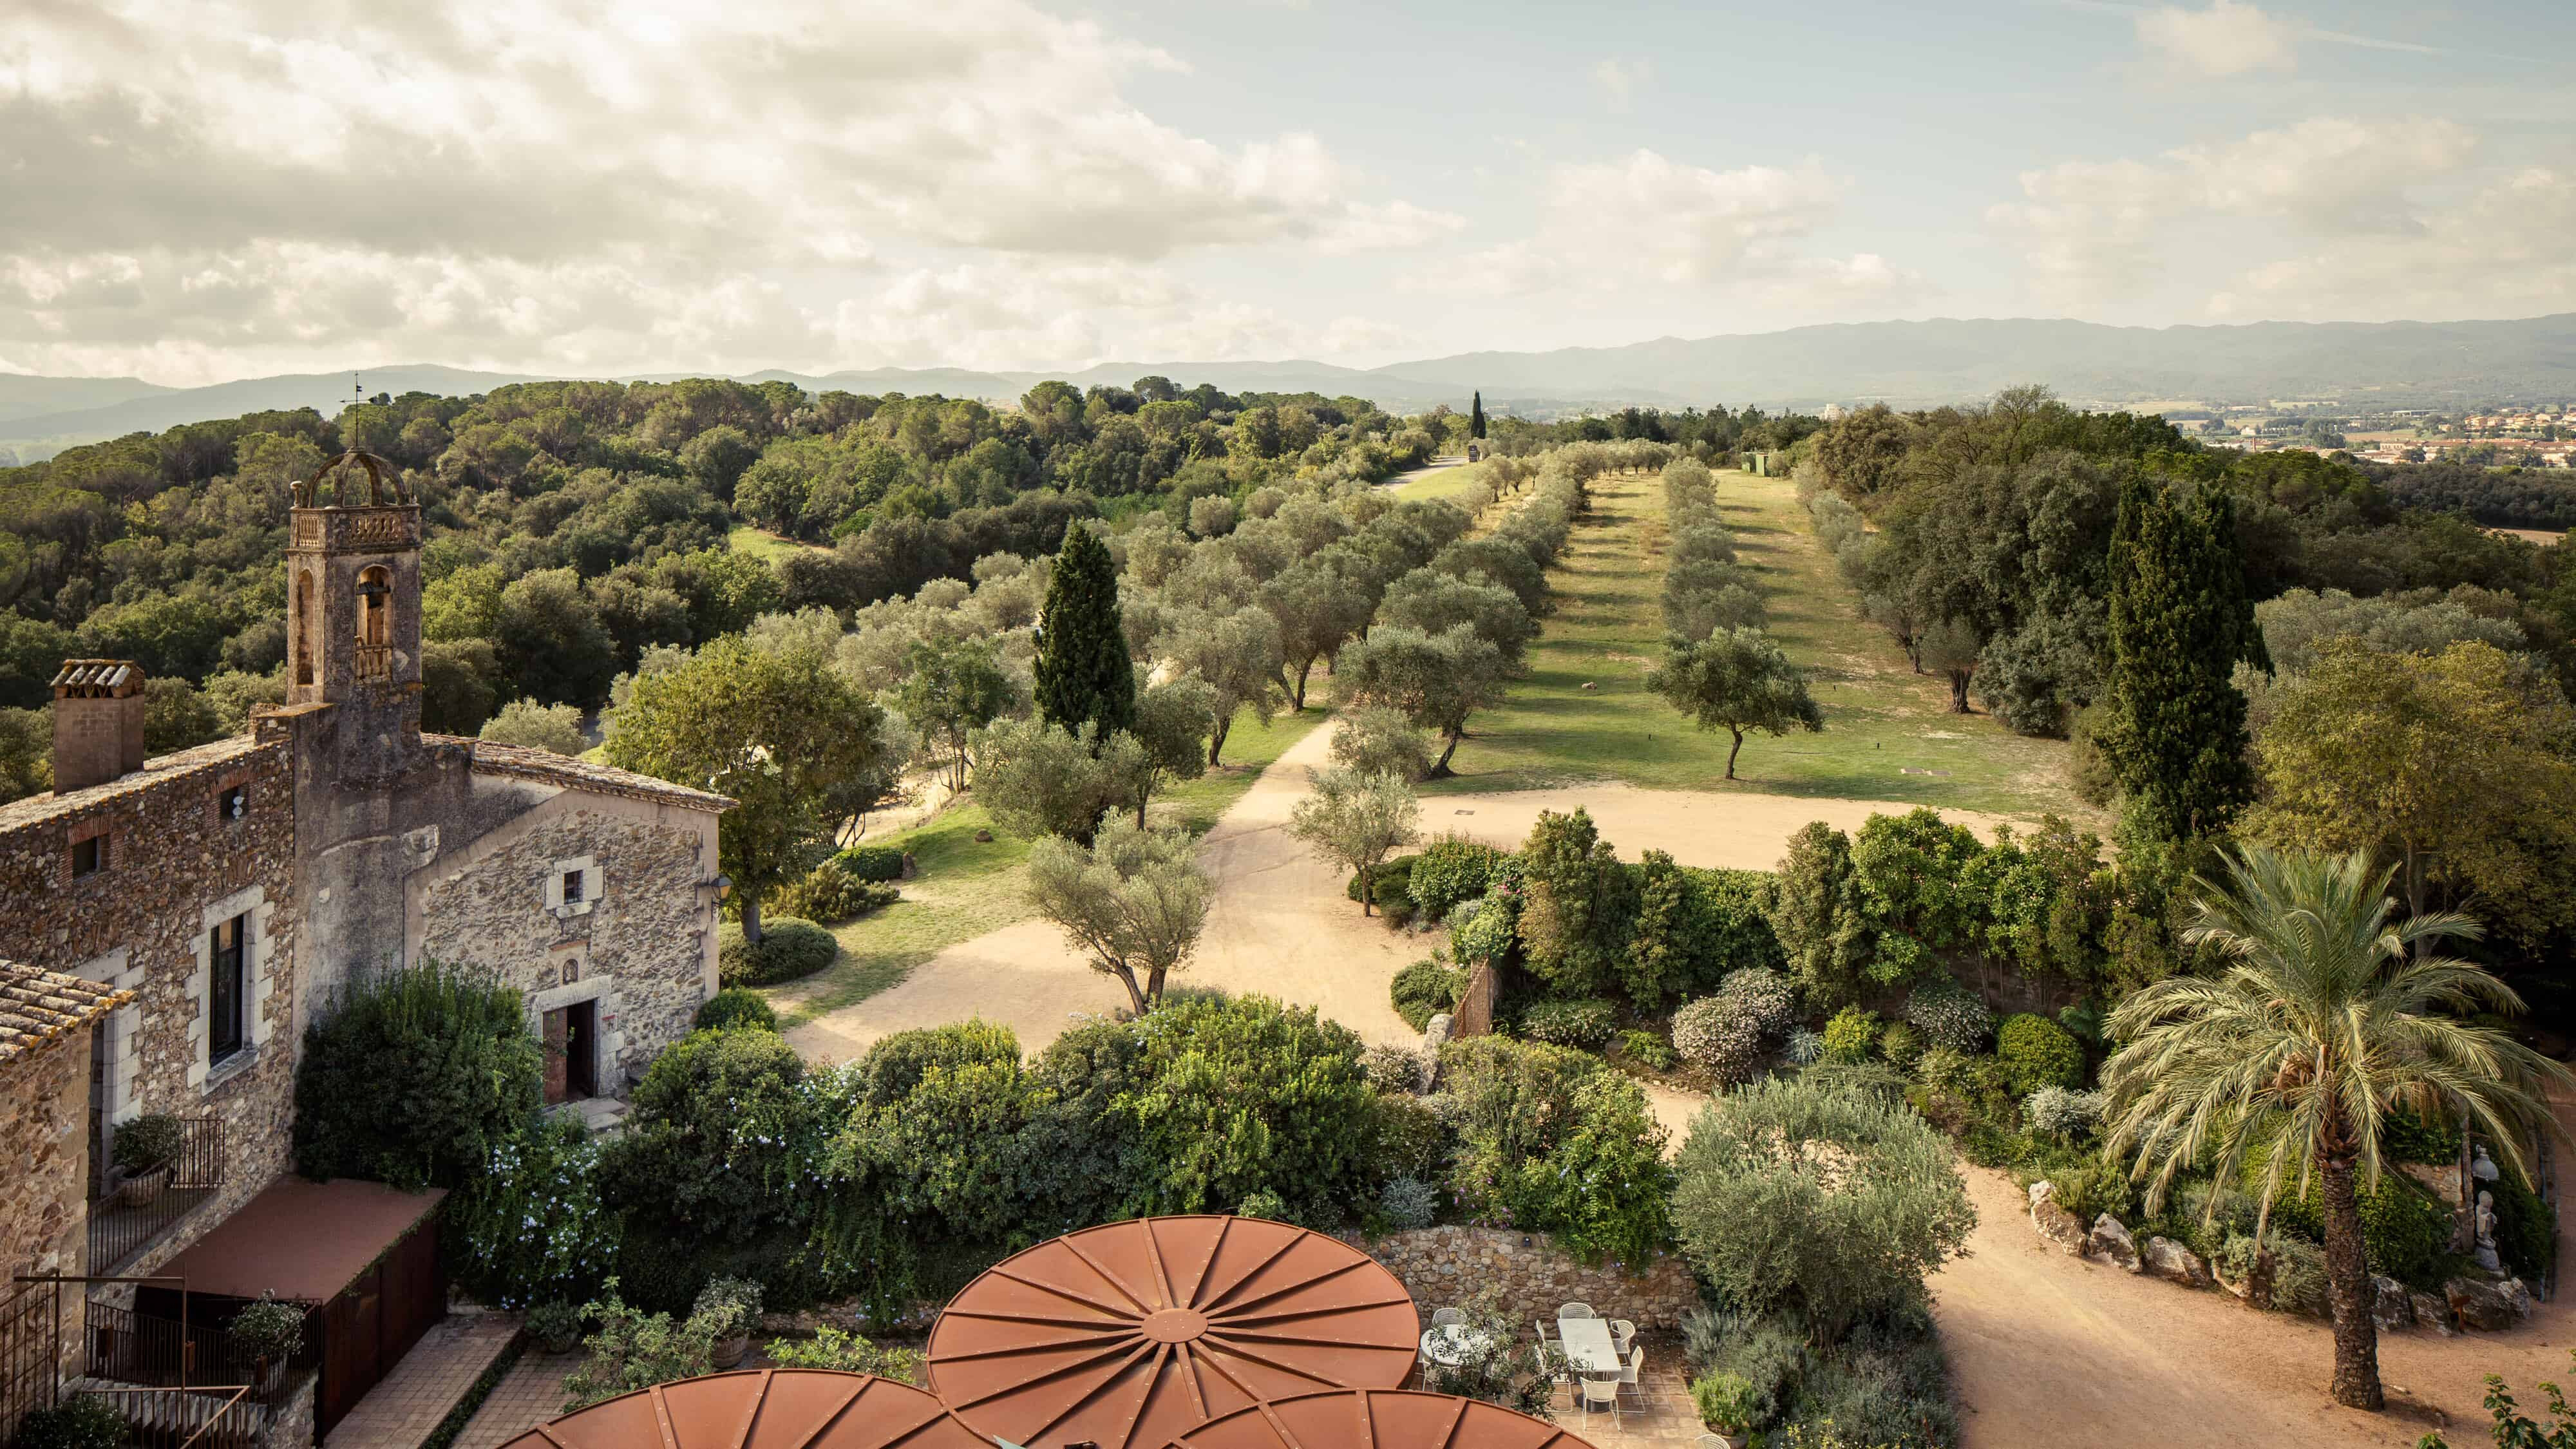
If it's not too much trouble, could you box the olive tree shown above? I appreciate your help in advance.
[1027,817,1213,1014]
[1671,1076,1976,1343]
[1287,768,1421,916]
[1333,623,1508,776]
[1645,626,1823,779]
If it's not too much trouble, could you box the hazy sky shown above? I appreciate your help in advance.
[5,0,2571,384]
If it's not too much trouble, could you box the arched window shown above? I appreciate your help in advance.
[293,573,315,687]
[355,565,392,679]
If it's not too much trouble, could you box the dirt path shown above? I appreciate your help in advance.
[1935,1153,2573,1448]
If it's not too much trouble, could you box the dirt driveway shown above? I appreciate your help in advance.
[1937,1151,2573,1448]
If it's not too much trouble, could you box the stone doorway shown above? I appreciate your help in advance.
[540,999,597,1105]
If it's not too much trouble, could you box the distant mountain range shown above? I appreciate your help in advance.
[8,314,2575,462]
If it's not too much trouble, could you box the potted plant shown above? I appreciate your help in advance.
[111,1115,184,1207]
[527,1300,587,1355]
[1692,1370,1756,1449]
[227,1293,307,1385]
[692,1278,762,1370]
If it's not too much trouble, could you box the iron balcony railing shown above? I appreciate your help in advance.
[73,1383,265,1449]
[90,1117,225,1275]
[83,1299,314,1407]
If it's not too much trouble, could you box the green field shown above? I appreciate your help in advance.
[726,524,828,561]
[767,704,1327,1027]
[1383,459,1497,504]
[1425,466,2096,819]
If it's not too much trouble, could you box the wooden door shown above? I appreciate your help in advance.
[542,1008,568,1104]
[566,1001,597,1099]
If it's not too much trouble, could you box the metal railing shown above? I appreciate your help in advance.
[0,1278,57,1446]
[90,1118,225,1274]
[73,1383,264,1449]
[84,1300,314,1406]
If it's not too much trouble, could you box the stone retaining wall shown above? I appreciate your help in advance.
[1340,1225,1700,1329]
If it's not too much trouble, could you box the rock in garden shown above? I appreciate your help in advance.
[2087,1214,2143,1273]
[2143,1236,2211,1290]
[2499,1278,2535,1320]
[2370,1276,2413,1331]
[2411,1290,2456,1336]
[2446,1276,2518,1332]
[2029,1182,2088,1256]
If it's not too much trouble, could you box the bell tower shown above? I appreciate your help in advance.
[285,450,424,770]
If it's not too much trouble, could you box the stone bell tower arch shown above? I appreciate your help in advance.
[284,449,424,777]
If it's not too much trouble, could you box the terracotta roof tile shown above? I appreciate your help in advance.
[0,734,269,835]
[0,961,133,1065]
[423,735,734,813]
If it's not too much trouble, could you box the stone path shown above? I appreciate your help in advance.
[451,1350,585,1449]
[321,1310,518,1449]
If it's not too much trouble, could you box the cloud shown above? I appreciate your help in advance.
[2208,166,2576,319]
[2134,1,2298,76]
[0,0,1456,381]
[1589,59,1652,111]
[1990,116,2480,298]
[1423,150,1887,304]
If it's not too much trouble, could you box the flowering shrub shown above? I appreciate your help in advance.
[1671,969,1797,1083]
[2022,1085,2104,1140]
[598,1028,846,1241]
[1900,979,1993,1053]
[1362,1043,1426,1095]
[450,1116,620,1309]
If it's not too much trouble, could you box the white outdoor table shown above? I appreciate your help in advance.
[1420,1325,1494,1368]
[1557,1315,1620,1374]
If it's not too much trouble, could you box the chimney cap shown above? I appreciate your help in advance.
[50,660,145,698]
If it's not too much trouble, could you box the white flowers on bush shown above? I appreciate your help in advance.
[1379,1175,1439,1231]
[1902,980,1994,1053]
[1362,1043,1427,1095]
[2023,1086,2105,1139]
[1671,969,1798,1083]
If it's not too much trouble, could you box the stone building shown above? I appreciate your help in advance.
[0,451,730,1443]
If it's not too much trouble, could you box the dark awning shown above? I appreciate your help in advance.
[157,1177,444,1302]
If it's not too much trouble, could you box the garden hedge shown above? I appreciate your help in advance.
[718,918,838,987]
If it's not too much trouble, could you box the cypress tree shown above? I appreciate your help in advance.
[1034,524,1136,739]
[2101,475,2262,842]
[1470,391,1486,440]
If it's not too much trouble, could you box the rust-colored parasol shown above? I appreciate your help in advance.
[494,1369,985,1449]
[926,1215,1421,1449]
[1161,1388,1603,1448]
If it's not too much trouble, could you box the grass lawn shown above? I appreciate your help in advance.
[766,703,1329,1027]
[1383,459,1498,504]
[726,524,828,561]
[1423,465,2099,820]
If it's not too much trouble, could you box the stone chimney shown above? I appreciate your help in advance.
[50,660,147,793]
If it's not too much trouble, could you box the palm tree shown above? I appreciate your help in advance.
[2099,846,2570,1412]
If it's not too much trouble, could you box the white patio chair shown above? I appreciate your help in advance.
[1609,1317,1637,1353]
[1557,1301,1598,1319]
[1430,1307,1464,1327]
[1533,1318,1557,1344]
[1578,1372,1622,1426]
[1618,1345,1647,1407]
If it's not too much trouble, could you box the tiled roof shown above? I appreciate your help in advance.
[424,736,734,813]
[0,961,133,1065]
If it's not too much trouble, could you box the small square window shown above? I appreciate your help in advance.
[70,835,102,878]
[216,784,247,820]
[562,869,586,905]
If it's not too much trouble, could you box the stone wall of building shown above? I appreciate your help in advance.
[0,1032,90,1278]
[0,732,302,1273]
[413,795,718,1088]
[1339,1225,1701,1330]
